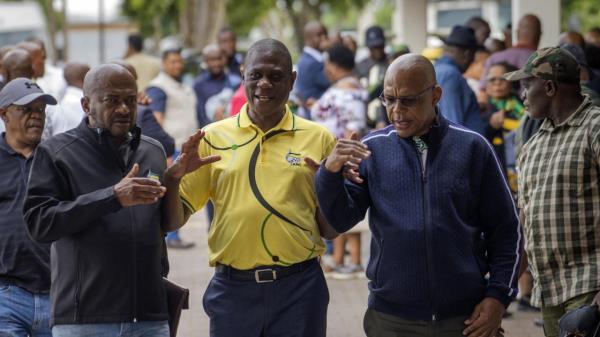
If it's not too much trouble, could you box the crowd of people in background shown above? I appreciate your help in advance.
[2,9,600,337]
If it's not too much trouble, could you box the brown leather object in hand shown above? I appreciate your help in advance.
[163,278,190,337]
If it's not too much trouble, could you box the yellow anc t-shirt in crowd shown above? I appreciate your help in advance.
[179,104,336,270]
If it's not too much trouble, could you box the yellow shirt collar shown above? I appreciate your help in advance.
[237,103,296,132]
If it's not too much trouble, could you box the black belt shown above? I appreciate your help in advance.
[215,258,318,283]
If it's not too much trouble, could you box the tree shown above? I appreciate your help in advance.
[180,0,225,50]
[561,0,600,32]
[121,0,180,52]
[224,0,369,52]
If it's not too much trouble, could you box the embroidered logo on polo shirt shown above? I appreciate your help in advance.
[285,150,302,166]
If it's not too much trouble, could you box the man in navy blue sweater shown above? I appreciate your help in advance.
[316,54,521,337]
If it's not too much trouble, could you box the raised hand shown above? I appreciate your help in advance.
[165,130,221,181]
[114,163,167,207]
[324,132,370,177]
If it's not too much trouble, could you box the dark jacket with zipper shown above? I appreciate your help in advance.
[23,119,168,326]
[316,114,521,321]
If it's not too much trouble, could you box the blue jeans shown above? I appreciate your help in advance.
[52,320,169,337]
[0,284,51,337]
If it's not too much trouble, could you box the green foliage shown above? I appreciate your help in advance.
[224,0,273,37]
[561,0,600,31]
[224,0,370,38]
[373,0,393,31]
[121,0,180,37]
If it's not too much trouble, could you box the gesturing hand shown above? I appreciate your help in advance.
[165,130,221,181]
[463,297,505,337]
[114,164,167,207]
[324,132,370,178]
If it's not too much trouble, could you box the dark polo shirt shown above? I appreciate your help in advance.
[0,133,50,293]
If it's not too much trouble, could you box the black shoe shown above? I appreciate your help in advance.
[166,239,195,249]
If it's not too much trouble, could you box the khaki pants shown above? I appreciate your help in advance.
[541,291,597,337]
[363,308,469,337]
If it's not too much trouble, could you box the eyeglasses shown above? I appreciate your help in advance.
[10,104,45,114]
[379,85,435,108]
[487,77,508,84]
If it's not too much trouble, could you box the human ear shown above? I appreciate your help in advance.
[545,80,557,97]
[0,108,7,123]
[432,85,442,106]
[81,97,91,115]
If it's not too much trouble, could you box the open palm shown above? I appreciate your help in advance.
[167,130,221,180]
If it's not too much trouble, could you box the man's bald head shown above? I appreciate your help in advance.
[0,45,15,60]
[109,60,138,80]
[82,64,138,139]
[16,41,45,78]
[2,49,33,82]
[304,21,328,51]
[516,14,542,48]
[245,38,293,74]
[559,31,585,48]
[64,63,90,89]
[385,54,437,90]
[83,63,137,97]
[383,54,441,138]
[202,44,221,58]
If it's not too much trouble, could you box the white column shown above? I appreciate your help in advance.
[392,0,428,54]
[511,0,560,48]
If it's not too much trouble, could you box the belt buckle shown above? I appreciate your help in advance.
[254,268,277,283]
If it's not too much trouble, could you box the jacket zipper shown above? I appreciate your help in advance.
[129,204,137,322]
[74,246,82,321]
[414,146,437,321]
[375,238,384,284]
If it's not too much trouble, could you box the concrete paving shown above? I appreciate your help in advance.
[168,212,544,337]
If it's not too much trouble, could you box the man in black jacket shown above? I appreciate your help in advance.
[24,64,170,336]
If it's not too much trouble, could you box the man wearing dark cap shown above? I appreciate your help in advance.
[508,47,600,337]
[0,78,56,336]
[435,25,485,134]
[23,64,170,336]
[357,25,389,128]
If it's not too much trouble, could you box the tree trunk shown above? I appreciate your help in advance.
[61,0,68,62]
[190,0,225,51]
[180,0,194,48]
[152,15,161,54]
[283,0,320,53]
[44,0,58,64]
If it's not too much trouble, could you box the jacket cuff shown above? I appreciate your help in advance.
[103,186,123,213]
[317,160,344,182]
[485,287,513,308]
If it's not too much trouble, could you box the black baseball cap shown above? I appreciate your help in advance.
[0,78,57,109]
[365,26,385,48]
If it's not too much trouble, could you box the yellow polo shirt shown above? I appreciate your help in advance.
[179,105,336,269]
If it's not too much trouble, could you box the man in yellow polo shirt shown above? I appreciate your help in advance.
[162,38,336,337]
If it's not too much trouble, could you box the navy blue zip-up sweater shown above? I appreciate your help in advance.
[316,114,521,321]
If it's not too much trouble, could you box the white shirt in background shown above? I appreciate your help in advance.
[59,86,85,131]
[37,62,67,101]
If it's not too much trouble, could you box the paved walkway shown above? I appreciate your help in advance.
[168,212,544,337]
